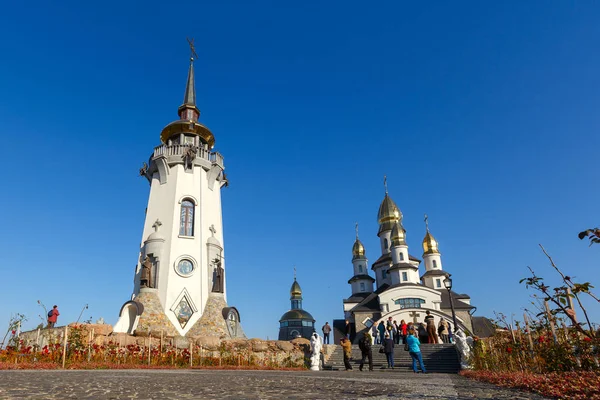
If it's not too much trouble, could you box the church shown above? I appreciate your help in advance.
[278,276,316,340]
[113,44,245,339]
[335,181,475,342]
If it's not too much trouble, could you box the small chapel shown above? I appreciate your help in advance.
[278,276,316,340]
[334,181,476,343]
[113,45,245,339]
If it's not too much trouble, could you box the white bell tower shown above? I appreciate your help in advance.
[114,43,230,337]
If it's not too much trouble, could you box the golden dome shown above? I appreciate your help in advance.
[422,231,440,255]
[378,194,402,234]
[160,119,215,148]
[352,239,366,258]
[290,279,302,297]
[390,220,406,247]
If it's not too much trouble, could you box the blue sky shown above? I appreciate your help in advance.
[1,1,599,340]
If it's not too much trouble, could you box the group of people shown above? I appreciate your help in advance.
[371,311,454,345]
[339,325,427,374]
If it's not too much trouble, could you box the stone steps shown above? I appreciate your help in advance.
[323,343,460,373]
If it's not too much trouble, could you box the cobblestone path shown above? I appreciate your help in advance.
[0,369,549,399]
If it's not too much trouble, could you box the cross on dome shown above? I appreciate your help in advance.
[152,219,162,232]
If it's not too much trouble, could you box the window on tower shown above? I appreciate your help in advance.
[433,260,438,268]
[402,271,408,281]
[360,282,365,292]
[180,200,195,236]
[399,253,405,261]
[382,269,388,279]
[384,239,389,250]
[358,265,363,273]
[436,279,441,288]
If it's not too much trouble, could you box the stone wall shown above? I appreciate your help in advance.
[134,290,179,337]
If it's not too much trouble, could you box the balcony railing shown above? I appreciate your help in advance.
[153,144,224,167]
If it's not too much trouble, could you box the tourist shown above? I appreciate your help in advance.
[358,332,373,371]
[406,325,427,373]
[377,321,386,344]
[371,325,378,345]
[393,320,400,344]
[344,319,351,339]
[382,332,394,369]
[418,322,428,344]
[424,311,439,344]
[448,323,454,343]
[340,337,353,370]
[438,319,449,343]
[322,322,331,344]
[47,305,59,328]
[400,320,408,343]
[386,317,394,341]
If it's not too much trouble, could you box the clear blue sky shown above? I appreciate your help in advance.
[1,1,599,340]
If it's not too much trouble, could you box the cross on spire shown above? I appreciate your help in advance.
[293,265,297,281]
[355,222,359,239]
[383,175,388,194]
[187,37,199,62]
[424,214,429,232]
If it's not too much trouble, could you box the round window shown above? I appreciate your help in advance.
[176,259,194,276]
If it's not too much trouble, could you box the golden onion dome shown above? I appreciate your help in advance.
[352,239,366,258]
[422,231,440,255]
[378,194,402,234]
[290,279,302,297]
[390,220,406,247]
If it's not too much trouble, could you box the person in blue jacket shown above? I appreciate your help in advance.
[406,325,427,373]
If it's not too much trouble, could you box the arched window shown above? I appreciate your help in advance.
[179,200,194,236]
[360,282,365,292]
[394,298,426,308]
[432,260,438,268]
[358,265,363,273]
[399,252,405,261]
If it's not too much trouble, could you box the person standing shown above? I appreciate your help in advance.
[358,333,373,371]
[438,319,449,343]
[344,319,352,339]
[406,325,427,373]
[377,321,386,344]
[424,311,439,344]
[340,337,353,370]
[400,320,408,343]
[393,320,400,344]
[47,305,59,328]
[322,322,332,344]
[386,317,394,342]
[383,333,395,369]
[418,322,429,344]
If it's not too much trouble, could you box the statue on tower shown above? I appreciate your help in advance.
[211,257,224,293]
[140,256,153,288]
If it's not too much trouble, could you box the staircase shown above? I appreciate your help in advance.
[323,343,460,373]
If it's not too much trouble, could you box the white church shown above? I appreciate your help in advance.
[113,47,244,339]
[336,183,476,342]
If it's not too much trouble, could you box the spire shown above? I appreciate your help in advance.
[178,38,200,122]
[384,175,388,194]
[355,222,359,240]
[183,59,196,107]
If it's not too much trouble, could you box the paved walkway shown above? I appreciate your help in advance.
[0,369,548,399]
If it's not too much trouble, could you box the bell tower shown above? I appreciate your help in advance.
[114,41,234,337]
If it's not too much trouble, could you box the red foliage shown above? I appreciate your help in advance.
[461,370,600,400]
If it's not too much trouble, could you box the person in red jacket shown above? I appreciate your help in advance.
[47,305,60,328]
